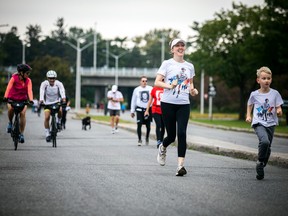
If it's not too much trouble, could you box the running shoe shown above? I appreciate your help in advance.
[46,135,51,142]
[157,144,166,166]
[145,137,149,145]
[19,134,25,143]
[176,166,187,176]
[138,140,142,146]
[7,122,12,133]
[256,160,265,180]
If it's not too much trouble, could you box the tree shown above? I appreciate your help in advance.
[190,2,287,119]
[30,55,74,100]
[0,27,22,65]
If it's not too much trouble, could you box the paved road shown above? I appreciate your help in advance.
[0,110,288,216]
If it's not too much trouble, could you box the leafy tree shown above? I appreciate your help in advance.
[190,2,287,119]
[29,55,74,100]
[0,27,22,65]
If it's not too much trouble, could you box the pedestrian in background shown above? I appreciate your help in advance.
[130,76,153,146]
[246,66,283,180]
[107,85,124,134]
[154,38,198,176]
[144,86,165,148]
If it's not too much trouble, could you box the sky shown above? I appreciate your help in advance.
[0,0,264,41]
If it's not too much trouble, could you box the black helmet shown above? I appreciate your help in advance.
[17,64,32,73]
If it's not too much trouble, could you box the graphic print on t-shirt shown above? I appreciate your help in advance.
[140,91,149,103]
[256,98,274,121]
[168,67,190,98]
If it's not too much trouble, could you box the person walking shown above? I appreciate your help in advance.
[107,85,124,134]
[246,66,283,180]
[39,70,66,142]
[130,76,153,146]
[154,38,198,176]
[3,64,33,143]
[144,86,165,148]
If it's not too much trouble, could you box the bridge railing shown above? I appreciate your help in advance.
[80,67,158,78]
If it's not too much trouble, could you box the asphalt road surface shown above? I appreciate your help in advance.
[0,110,287,216]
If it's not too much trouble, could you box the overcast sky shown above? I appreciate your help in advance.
[0,0,264,40]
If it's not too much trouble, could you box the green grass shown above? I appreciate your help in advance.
[191,117,288,135]
[77,112,288,135]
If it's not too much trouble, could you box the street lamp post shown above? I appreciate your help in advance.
[109,51,128,86]
[63,35,94,112]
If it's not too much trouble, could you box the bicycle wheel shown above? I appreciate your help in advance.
[51,116,57,148]
[13,115,20,151]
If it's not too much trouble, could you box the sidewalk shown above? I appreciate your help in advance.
[74,108,288,168]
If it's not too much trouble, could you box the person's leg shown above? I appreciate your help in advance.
[253,124,273,179]
[176,104,190,159]
[161,102,177,148]
[136,111,144,143]
[153,113,162,143]
[254,124,271,162]
[6,104,14,133]
[44,109,51,141]
[160,114,165,142]
[263,126,275,166]
[19,106,28,134]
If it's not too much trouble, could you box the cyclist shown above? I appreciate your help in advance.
[39,70,66,142]
[3,64,33,143]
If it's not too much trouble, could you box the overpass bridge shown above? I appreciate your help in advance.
[3,66,159,108]
[81,67,158,107]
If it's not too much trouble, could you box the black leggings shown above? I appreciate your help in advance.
[161,102,190,157]
[152,113,165,142]
[136,110,151,141]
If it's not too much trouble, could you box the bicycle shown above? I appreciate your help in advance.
[43,102,66,148]
[7,99,30,150]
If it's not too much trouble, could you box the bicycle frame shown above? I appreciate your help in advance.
[8,100,28,150]
[46,103,60,148]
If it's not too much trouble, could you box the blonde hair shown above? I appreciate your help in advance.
[256,66,272,77]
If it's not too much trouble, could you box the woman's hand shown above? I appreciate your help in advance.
[190,88,198,96]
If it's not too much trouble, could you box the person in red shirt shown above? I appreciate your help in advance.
[144,86,165,148]
[3,64,33,143]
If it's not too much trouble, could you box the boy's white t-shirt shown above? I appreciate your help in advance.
[130,85,153,113]
[247,88,283,127]
[157,58,195,105]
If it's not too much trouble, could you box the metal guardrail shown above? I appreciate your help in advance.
[3,66,159,78]
[80,67,158,78]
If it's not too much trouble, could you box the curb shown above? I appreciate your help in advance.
[73,114,288,169]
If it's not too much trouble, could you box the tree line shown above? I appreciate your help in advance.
[0,0,287,119]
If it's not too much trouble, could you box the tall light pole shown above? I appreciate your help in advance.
[109,51,129,86]
[22,42,26,64]
[93,22,97,70]
[160,34,165,63]
[63,34,94,112]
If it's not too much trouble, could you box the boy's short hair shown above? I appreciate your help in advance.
[256,66,272,77]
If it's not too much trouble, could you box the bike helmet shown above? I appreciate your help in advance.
[46,70,57,78]
[17,64,32,73]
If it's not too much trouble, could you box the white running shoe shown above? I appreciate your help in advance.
[112,129,115,134]
[138,140,142,146]
[157,144,166,166]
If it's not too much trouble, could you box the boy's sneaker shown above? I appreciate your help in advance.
[176,166,187,176]
[138,140,142,146]
[7,122,12,133]
[157,144,166,166]
[256,161,265,180]
[115,127,118,133]
[112,129,115,134]
[19,134,25,143]
[46,135,51,142]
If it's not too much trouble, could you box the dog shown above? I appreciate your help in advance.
[82,116,91,130]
